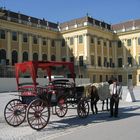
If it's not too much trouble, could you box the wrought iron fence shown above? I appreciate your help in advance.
[0,65,15,77]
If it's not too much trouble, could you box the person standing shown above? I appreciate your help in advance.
[109,78,122,117]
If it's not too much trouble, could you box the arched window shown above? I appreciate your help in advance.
[12,50,18,65]
[23,52,28,62]
[33,53,38,61]
[42,54,47,61]
[0,49,6,61]
[51,55,56,61]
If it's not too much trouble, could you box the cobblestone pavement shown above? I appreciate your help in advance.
[0,87,140,140]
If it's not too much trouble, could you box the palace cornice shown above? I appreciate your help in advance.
[0,18,59,34]
[116,28,140,36]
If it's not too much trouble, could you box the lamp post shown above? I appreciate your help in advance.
[123,64,136,102]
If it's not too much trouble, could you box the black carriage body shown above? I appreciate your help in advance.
[38,79,75,106]
[38,79,86,106]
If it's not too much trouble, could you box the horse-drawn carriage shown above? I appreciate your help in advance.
[4,61,90,130]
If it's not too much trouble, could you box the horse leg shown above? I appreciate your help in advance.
[106,99,109,111]
[102,100,105,111]
[95,102,98,114]
[90,100,95,114]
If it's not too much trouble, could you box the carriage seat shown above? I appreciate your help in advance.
[18,82,39,96]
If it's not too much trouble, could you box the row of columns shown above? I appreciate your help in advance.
[6,31,115,67]
[6,31,53,64]
[85,35,111,67]
[6,31,138,67]
[71,34,112,66]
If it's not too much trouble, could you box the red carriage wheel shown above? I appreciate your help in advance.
[26,98,50,130]
[4,99,26,127]
[55,98,68,117]
[77,99,89,118]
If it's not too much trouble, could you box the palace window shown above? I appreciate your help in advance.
[62,39,65,47]
[61,57,66,62]
[70,37,74,45]
[109,58,112,67]
[93,75,96,82]
[0,49,6,63]
[106,75,108,81]
[118,58,122,67]
[91,55,95,66]
[33,53,38,61]
[33,36,38,44]
[97,40,101,45]
[42,54,47,61]
[98,56,101,66]
[127,39,131,46]
[118,41,122,48]
[128,57,132,65]
[42,38,47,46]
[51,55,56,61]
[78,35,83,44]
[12,50,18,65]
[23,34,28,43]
[128,74,132,79]
[118,75,122,82]
[104,41,106,46]
[51,40,55,47]
[104,57,107,67]
[91,37,94,44]
[109,41,112,47]
[138,37,140,45]
[23,52,28,62]
[100,75,102,82]
[0,29,5,39]
[12,32,17,41]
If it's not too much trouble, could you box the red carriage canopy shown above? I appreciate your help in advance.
[15,61,75,89]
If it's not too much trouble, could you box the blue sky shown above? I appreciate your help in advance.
[0,0,140,24]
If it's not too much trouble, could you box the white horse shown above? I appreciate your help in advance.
[92,82,111,111]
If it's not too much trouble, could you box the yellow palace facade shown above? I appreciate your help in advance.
[0,8,140,85]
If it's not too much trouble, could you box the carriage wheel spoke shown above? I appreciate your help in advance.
[39,115,48,123]
[41,110,49,114]
[6,107,14,112]
[55,103,68,117]
[29,116,37,124]
[17,115,23,124]
[9,114,15,124]
[6,113,14,120]
[77,100,89,118]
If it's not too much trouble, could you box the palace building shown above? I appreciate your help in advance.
[0,8,140,85]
